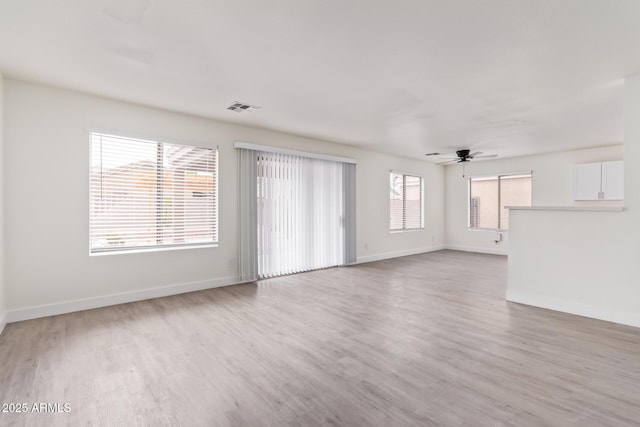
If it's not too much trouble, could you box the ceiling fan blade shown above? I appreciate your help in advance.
[472,154,498,159]
[469,151,483,157]
[436,159,459,165]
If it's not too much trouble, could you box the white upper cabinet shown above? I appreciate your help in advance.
[573,160,624,201]
[573,162,602,200]
[602,160,624,200]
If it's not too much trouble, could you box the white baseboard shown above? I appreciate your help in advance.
[356,245,445,264]
[6,276,242,324]
[445,244,507,256]
[506,289,640,329]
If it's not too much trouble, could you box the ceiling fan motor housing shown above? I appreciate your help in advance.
[456,150,471,159]
[456,150,473,163]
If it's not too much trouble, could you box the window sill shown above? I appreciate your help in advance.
[390,228,424,234]
[468,228,506,232]
[90,243,219,256]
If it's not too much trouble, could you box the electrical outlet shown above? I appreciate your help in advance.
[364,243,369,251]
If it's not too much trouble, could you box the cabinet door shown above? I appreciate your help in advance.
[602,160,624,200]
[573,163,602,200]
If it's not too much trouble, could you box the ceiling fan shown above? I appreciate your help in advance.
[426,149,498,165]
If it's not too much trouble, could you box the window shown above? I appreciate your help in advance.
[390,171,424,231]
[90,132,217,253]
[469,173,532,230]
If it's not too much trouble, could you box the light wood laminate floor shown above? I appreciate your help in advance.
[2,250,640,426]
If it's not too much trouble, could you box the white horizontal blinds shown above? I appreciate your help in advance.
[469,176,499,229]
[390,172,424,230]
[390,172,404,230]
[90,133,217,252]
[499,174,532,229]
[257,152,344,278]
[404,175,423,229]
[469,173,532,230]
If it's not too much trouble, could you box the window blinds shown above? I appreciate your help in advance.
[90,133,217,253]
[390,172,424,231]
[499,174,532,229]
[256,152,347,278]
[237,144,356,281]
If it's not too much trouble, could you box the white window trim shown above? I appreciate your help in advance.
[467,171,533,232]
[89,131,219,255]
[389,170,425,232]
[466,170,532,179]
[234,141,357,164]
[89,243,219,257]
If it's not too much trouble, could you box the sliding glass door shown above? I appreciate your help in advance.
[257,152,345,277]
[237,145,356,281]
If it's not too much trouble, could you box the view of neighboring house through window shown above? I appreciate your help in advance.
[390,171,424,231]
[90,132,217,253]
[469,173,532,230]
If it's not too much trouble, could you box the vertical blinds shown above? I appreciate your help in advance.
[237,146,356,282]
[469,173,531,230]
[256,152,349,278]
[390,172,424,231]
[90,133,217,253]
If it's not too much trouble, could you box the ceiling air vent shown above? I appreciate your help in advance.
[227,101,261,113]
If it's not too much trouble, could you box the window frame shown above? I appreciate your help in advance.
[389,171,425,232]
[467,172,532,231]
[89,131,219,255]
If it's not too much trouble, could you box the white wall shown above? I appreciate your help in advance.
[507,208,638,325]
[0,73,5,332]
[4,79,444,320]
[506,75,640,328]
[445,145,623,254]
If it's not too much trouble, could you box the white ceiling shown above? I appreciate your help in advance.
[0,0,637,161]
